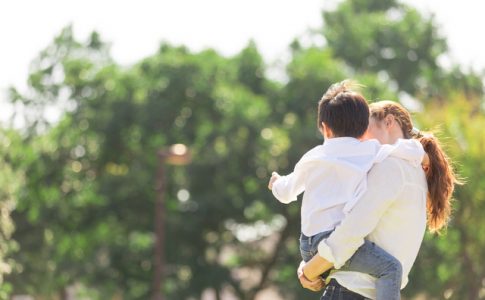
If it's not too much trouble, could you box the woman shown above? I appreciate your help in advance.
[298,100,460,299]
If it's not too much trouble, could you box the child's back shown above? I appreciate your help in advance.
[272,137,381,236]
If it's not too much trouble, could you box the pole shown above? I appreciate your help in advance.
[153,159,166,300]
[152,144,190,300]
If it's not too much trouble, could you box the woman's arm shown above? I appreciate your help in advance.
[317,159,404,268]
[302,256,334,281]
[298,261,326,291]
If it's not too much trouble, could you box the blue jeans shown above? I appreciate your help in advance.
[300,231,402,300]
[320,279,366,300]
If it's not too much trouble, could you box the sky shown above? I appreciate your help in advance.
[1,0,484,121]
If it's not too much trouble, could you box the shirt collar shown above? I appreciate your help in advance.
[323,137,361,146]
[322,137,379,157]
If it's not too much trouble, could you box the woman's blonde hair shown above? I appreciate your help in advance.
[369,101,461,233]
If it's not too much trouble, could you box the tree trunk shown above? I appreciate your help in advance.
[247,216,292,300]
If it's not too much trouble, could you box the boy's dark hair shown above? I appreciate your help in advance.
[317,80,369,138]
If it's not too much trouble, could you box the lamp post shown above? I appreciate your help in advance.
[153,144,191,300]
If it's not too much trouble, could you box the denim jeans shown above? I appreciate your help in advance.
[300,231,402,300]
[320,279,367,300]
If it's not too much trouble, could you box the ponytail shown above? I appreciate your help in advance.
[415,132,462,233]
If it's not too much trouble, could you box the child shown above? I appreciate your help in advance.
[268,81,424,300]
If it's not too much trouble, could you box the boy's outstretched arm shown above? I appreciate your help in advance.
[268,169,305,204]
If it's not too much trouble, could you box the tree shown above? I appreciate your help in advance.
[5,27,297,299]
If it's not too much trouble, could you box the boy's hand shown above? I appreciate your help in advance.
[268,172,281,190]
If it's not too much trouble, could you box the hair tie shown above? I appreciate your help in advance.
[411,127,423,138]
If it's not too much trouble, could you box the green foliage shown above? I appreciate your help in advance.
[322,0,446,94]
[0,129,21,298]
[407,95,485,300]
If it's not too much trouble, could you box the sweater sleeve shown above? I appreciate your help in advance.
[317,158,405,268]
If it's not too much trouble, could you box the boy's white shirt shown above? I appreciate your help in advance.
[271,137,424,236]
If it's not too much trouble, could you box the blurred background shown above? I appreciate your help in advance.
[0,0,484,299]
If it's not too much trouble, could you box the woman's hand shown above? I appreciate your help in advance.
[297,261,325,292]
[302,252,334,281]
[268,172,281,190]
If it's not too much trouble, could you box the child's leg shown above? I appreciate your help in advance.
[308,230,334,257]
[299,233,314,262]
[340,240,402,300]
